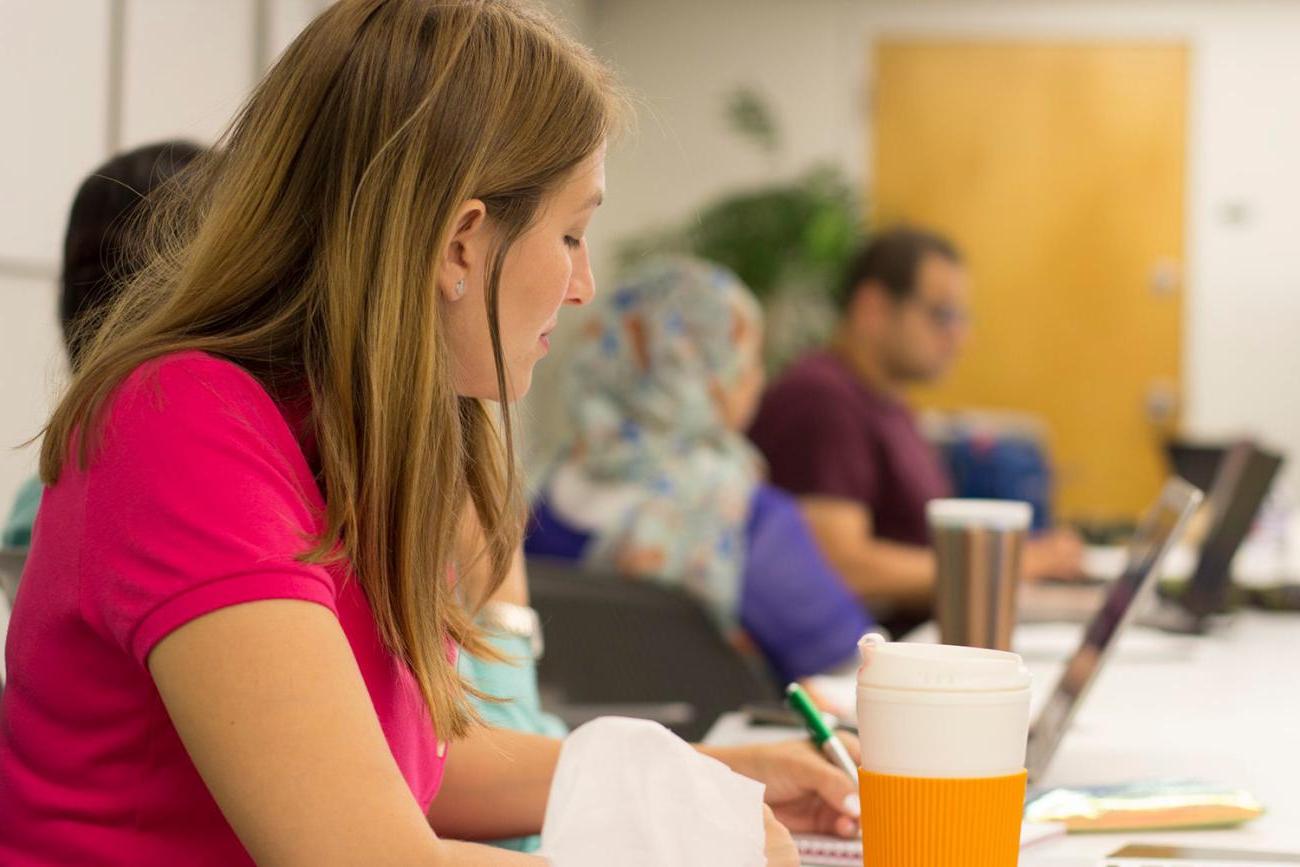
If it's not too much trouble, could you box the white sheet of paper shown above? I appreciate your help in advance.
[539,716,766,867]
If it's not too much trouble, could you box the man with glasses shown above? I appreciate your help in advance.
[749,227,1081,626]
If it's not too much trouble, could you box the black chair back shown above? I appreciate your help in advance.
[527,557,778,741]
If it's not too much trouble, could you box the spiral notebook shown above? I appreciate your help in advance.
[795,821,1066,865]
[794,834,860,866]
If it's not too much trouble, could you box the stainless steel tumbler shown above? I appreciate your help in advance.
[927,499,1033,651]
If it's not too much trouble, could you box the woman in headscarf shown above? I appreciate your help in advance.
[527,256,874,682]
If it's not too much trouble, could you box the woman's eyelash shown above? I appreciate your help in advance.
[564,235,582,249]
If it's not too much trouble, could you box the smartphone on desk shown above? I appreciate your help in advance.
[1105,844,1300,866]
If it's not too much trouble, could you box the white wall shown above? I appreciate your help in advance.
[0,0,326,516]
[587,0,1300,500]
[1,0,112,514]
[120,0,256,146]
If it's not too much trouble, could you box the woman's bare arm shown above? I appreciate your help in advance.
[149,599,545,866]
[427,726,561,840]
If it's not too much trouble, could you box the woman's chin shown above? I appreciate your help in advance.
[459,375,534,405]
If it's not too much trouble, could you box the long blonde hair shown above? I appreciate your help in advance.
[40,0,622,739]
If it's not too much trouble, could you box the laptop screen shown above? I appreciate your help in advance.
[1026,477,1203,782]
[1179,443,1283,620]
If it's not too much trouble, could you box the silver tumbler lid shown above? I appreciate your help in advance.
[926,498,1032,531]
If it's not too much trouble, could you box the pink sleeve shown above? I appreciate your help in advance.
[78,354,338,666]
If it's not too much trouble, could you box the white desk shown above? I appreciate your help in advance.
[706,610,1300,866]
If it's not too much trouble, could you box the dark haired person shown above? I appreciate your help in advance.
[2,140,203,548]
[748,227,1082,616]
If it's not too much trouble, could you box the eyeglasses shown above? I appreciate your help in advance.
[907,298,971,331]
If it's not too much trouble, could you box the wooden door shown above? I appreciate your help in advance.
[872,40,1188,521]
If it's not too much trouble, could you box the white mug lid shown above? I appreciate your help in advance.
[857,635,1031,693]
[926,498,1033,531]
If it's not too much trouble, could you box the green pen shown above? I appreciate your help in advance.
[786,682,859,785]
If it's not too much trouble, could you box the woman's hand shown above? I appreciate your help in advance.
[763,805,799,866]
[700,736,861,839]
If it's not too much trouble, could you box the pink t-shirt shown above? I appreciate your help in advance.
[0,352,447,865]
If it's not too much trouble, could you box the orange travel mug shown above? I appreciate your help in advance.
[855,636,1032,867]
[859,768,1027,866]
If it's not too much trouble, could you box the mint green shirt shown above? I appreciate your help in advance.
[2,476,42,548]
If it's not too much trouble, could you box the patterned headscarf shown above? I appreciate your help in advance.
[546,256,765,624]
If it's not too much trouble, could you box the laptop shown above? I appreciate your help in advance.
[1022,442,1278,626]
[1025,477,1203,782]
[1165,441,1284,632]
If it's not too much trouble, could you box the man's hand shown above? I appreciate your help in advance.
[700,736,862,839]
[1023,528,1086,582]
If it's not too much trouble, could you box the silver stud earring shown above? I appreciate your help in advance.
[452,278,465,300]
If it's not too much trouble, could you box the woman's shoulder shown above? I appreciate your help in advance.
[109,351,284,432]
[93,350,303,476]
[119,349,270,403]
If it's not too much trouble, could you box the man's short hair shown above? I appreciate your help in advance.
[835,226,962,311]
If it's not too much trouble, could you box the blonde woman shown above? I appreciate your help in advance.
[0,2,857,865]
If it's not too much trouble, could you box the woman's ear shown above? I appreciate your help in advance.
[438,198,488,302]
